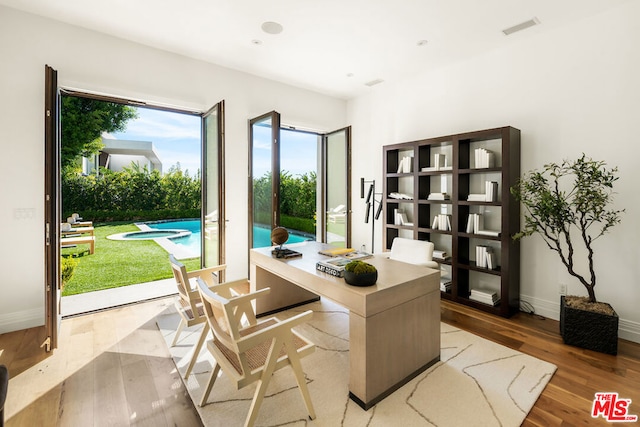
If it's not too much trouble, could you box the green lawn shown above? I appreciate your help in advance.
[61,222,201,296]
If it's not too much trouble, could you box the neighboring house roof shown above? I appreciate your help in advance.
[101,138,162,172]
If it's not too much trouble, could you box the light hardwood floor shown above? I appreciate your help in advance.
[1,297,639,426]
[0,297,202,427]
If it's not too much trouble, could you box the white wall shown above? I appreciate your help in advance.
[347,1,640,343]
[0,6,346,333]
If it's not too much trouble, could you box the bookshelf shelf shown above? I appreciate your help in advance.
[382,126,521,317]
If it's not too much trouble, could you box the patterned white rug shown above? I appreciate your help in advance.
[156,299,556,427]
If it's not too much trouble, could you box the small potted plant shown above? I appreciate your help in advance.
[344,260,378,287]
[511,154,624,354]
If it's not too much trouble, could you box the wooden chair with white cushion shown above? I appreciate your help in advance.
[168,254,248,379]
[388,237,439,268]
[195,277,316,427]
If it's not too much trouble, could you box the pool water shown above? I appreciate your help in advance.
[144,219,312,254]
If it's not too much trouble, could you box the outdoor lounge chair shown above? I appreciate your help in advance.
[327,204,346,223]
[60,235,95,254]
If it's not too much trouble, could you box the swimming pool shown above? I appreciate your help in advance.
[143,219,312,255]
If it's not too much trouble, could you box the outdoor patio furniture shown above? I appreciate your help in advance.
[60,235,95,254]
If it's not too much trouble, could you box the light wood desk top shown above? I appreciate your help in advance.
[251,241,439,317]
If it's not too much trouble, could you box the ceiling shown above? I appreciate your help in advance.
[1,0,629,99]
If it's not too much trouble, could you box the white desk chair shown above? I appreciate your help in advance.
[388,237,439,268]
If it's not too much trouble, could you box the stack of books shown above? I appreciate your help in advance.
[440,277,452,293]
[469,288,500,306]
[421,153,452,172]
[465,213,500,236]
[427,192,450,200]
[394,209,413,226]
[396,156,413,173]
[467,181,499,202]
[474,148,495,169]
[316,249,372,277]
[475,245,496,269]
[432,214,452,231]
[433,249,448,261]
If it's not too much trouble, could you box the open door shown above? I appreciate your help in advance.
[323,126,351,248]
[202,101,225,276]
[248,111,281,249]
[44,64,60,352]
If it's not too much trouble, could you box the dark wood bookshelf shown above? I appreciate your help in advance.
[382,126,521,317]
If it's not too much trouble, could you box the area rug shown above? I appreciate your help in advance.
[156,299,556,427]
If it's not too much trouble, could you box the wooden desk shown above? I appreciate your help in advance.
[250,241,440,409]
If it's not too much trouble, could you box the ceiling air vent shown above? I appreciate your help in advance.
[502,17,540,36]
[365,78,384,87]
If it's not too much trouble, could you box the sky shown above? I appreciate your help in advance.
[110,107,201,175]
[111,107,318,178]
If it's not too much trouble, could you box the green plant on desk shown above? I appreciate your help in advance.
[345,260,377,274]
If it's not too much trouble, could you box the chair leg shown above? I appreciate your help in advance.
[185,323,209,379]
[285,339,316,420]
[200,362,220,407]
[171,318,187,347]
[245,338,280,427]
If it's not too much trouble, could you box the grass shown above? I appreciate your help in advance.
[61,222,201,296]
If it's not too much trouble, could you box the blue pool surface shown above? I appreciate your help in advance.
[144,219,312,254]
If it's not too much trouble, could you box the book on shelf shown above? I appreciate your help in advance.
[475,245,496,269]
[396,155,413,173]
[432,214,452,231]
[476,229,500,237]
[433,249,448,260]
[467,181,498,202]
[467,194,487,202]
[420,153,452,172]
[474,148,495,169]
[389,192,413,200]
[485,181,498,202]
[395,209,410,226]
[469,288,500,305]
[427,192,450,200]
[465,213,500,236]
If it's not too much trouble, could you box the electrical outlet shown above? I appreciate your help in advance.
[559,283,567,295]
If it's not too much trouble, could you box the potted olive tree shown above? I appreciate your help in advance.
[511,154,624,354]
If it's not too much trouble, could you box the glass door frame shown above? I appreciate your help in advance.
[202,101,225,275]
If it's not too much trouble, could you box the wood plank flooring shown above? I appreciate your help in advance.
[0,297,202,427]
[1,297,639,426]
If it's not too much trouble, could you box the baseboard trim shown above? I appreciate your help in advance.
[0,307,44,334]
[521,294,640,344]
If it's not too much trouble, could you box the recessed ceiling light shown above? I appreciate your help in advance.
[502,17,540,36]
[416,40,428,46]
[251,39,262,45]
[346,73,354,78]
[261,21,284,35]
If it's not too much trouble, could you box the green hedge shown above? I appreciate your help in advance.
[62,164,200,222]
